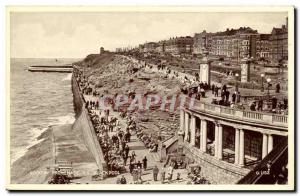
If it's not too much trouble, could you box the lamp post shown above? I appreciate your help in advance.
[267,78,272,101]
[235,73,239,92]
[261,73,265,92]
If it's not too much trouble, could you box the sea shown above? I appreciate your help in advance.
[10,58,81,164]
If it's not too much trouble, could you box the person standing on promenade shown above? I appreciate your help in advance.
[232,92,236,103]
[236,91,241,103]
[130,151,136,163]
[121,138,126,151]
[225,90,230,103]
[142,156,148,171]
[124,145,130,158]
[132,165,139,183]
[276,82,281,93]
[211,84,215,94]
[257,99,263,111]
[214,86,219,97]
[122,152,128,166]
[153,165,159,181]
[129,162,134,173]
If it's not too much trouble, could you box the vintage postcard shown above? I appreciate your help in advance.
[6,6,295,191]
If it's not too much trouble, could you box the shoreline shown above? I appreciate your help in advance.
[11,126,54,184]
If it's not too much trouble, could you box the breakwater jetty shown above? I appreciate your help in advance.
[28,65,73,73]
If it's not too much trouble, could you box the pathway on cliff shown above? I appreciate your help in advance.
[83,94,189,184]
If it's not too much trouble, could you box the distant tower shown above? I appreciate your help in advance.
[240,55,250,83]
[199,49,211,85]
[100,47,104,54]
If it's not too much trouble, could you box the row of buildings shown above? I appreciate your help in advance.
[116,18,288,64]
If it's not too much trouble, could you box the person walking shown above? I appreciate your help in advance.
[142,156,148,171]
[232,92,236,103]
[236,92,241,103]
[132,166,139,183]
[257,99,263,111]
[153,165,159,181]
[122,152,128,166]
[129,162,134,173]
[225,90,230,103]
[214,86,219,97]
[124,145,130,158]
[276,82,281,93]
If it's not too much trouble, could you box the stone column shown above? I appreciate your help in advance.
[234,128,240,165]
[202,119,207,152]
[184,112,189,141]
[190,115,196,146]
[217,124,223,160]
[180,110,185,134]
[199,119,203,151]
[178,110,185,144]
[214,123,219,157]
[239,129,245,166]
[267,134,273,153]
[262,133,268,159]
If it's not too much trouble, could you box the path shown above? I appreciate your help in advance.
[83,94,189,184]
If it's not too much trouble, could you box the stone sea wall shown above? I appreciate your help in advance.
[182,142,249,184]
[71,74,107,174]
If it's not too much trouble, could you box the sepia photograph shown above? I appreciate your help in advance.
[6,6,295,191]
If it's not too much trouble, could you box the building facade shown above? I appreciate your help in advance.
[143,42,158,53]
[193,31,214,55]
[256,34,271,59]
[165,36,194,55]
[210,28,258,61]
[269,24,288,63]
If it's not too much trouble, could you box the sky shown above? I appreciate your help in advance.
[10,11,288,58]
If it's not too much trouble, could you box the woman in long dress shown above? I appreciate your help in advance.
[132,166,139,183]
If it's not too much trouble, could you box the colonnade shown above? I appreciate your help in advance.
[179,109,274,166]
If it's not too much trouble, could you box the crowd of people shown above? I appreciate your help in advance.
[136,129,159,152]
[74,66,175,184]
[249,96,288,115]
[74,67,134,176]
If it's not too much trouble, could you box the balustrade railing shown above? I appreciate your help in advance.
[186,96,287,127]
[272,114,288,124]
[243,111,263,120]
[204,103,216,111]
[220,107,236,115]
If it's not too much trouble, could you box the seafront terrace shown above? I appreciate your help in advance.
[133,55,288,129]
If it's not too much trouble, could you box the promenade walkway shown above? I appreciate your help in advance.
[83,94,189,184]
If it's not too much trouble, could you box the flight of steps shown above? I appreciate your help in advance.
[149,152,160,163]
